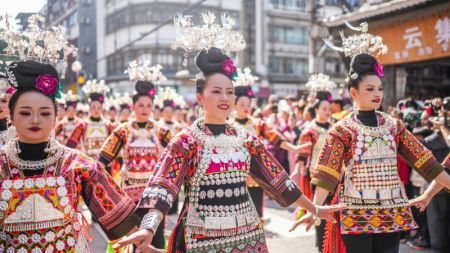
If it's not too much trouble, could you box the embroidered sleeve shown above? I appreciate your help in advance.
[396,120,444,182]
[66,122,85,148]
[97,124,128,167]
[296,129,315,164]
[73,151,137,240]
[247,134,301,207]
[311,124,350,192]
[158,126,173,148]
[137,131,196,214]
[255,118,285,147]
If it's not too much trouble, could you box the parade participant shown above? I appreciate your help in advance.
[0,14,138,252]
[113,12,344,252]
[0,74,15,147]
[292,73,335,252]
[98,61,173,249]
[290,22,450,253]
[157,87,183,134]
[118,93,132,123]
[54,90,80,144]
[66,79,113,157]
[233,67,312,219]
[105,96,119,128]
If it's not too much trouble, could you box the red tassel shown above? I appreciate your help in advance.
[322,186,346,253]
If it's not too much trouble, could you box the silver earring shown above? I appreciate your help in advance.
[199,107,204,118]
[7,126,16,143]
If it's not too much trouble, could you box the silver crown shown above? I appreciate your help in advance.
[324,21,388,58]
[125,60,167,84]
[305,73,336,92]
[233,68,259,87]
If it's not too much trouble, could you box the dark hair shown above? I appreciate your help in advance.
[304,105,316,119]
[235,85,254,103]
[132,80,156,104]
[347,53,380,91]
[9,89,58,118]
[313,98,330,110]
[6,60,60,117]
[195,47,234,94]
[332,99,344,109]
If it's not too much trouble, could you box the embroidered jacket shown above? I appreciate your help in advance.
[0,148,137,252]
[137,120,301,252]
[98,120,172,202]
[235,117,286,187]
[311,111,444,234]
[54,117,80,145]
[66,118,114,157]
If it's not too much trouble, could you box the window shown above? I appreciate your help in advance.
[269,57,308,75]
[268,0,306,11]
[271,26,308,45]
[325,58,343,75]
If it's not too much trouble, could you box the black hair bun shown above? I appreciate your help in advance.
[135,80,156,98]
[235,85,254,99]
[195,47,232,78]
[350,53,378,76]
[89,93,105,103]
[6,60,58,89]
[162,99,175,108]
[315,91,332,102]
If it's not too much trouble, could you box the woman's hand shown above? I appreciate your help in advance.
[113,229,164,253]
[289,204,346,232]
[293,142,312,154]
[409,194,432,212]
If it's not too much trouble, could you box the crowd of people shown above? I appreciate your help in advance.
[0,12,449,253]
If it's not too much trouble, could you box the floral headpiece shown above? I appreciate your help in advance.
[233,68,259,88]
[154,87,177,109]
[82,79,110,102]
[116,93,132,110]
[305,73,337,92]
[1,14,77,98]
[323,21,388,58]
[125,61,167,84]
[173,12,246,66]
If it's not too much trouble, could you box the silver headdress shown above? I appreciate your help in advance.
[0,14,77,64]
[125,61,167,84]
[173,11,246,65]
[116,92,132,108]
[62,90,80,103]
[305,73,336,92]
[323,21,388,58]
[82,79,110,96]
[233,68,259,87]
[0,74,15,99]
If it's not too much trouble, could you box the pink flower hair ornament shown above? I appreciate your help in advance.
[373,63,384,78]
[221,59,237,79]
[35,74,63,98]
[148,88,156,98]
[6,87,16,94]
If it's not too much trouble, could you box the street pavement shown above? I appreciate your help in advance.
[90,197,437,253]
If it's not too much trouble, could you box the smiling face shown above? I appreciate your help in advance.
[197,73,235,124]
[350,75,384,111]
[11,91,56,144]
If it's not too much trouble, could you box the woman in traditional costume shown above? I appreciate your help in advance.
[0,14,138,252]
[54,90,80,145]
[290,22,450,253]
[113,12,344,253]
[66,79,113,157]
[98,61,172,249]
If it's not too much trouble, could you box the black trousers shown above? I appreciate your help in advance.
[427,193,450,252]
[249,186,264,218]
[342,232,400,253]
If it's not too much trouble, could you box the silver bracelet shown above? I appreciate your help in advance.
[139,210,164,233]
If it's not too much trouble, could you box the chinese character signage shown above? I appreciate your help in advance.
[371,9,450,65]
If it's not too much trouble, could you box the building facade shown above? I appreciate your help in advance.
[46,0,98,86]
[96,0,241,102]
